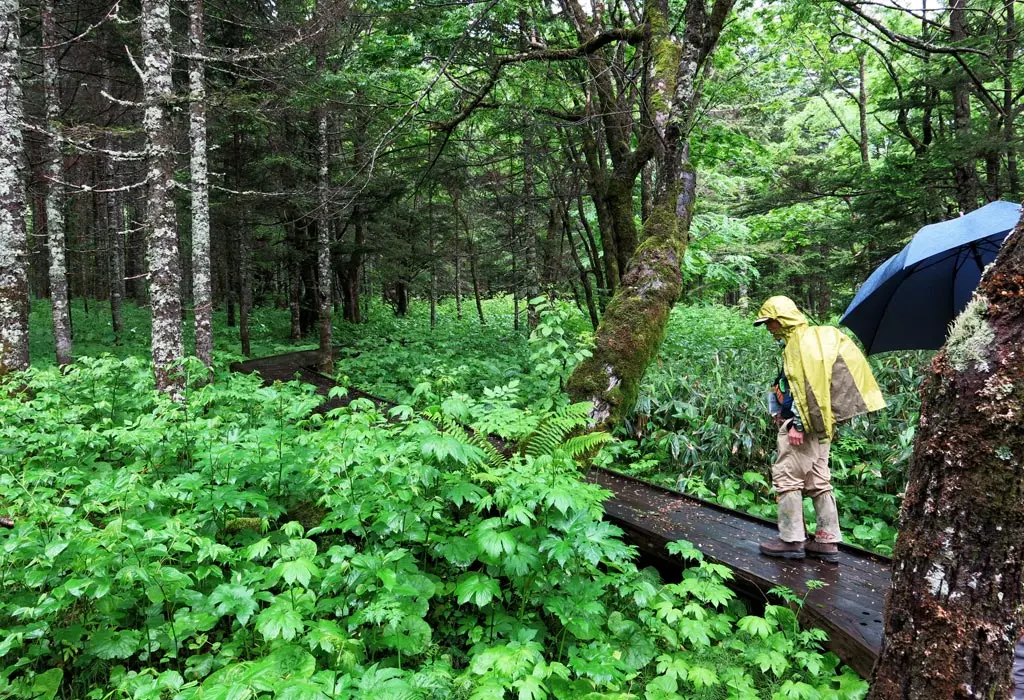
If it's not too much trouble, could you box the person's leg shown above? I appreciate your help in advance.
[761,424,809,559]
[804,434,841,562]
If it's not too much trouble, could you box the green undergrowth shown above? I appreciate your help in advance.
[1,349,866,698]
[602,304,925,556]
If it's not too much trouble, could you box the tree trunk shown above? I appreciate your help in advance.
[189,0,212,369]
[857,51,871,171]
[454,222,462,319]
[239,223,252,357]
[565,0,735,430]
[43,0,71,366]
[0,0,29,377]
[949,0,977,212]
[1004,0,1019,200]
[470,238,485,325]
[564,211,600,330]
[106,166,125,339]
[142,0,185,395]
[866,210,1024,699]
[315,44,333,373]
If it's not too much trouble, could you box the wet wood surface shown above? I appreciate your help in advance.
[590,467,889,678]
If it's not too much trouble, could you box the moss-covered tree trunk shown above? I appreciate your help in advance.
[565,0,735,430]
[866,207,1024,699]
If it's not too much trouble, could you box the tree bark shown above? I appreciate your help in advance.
[315,43,333,373]
[949,0,977,212]
[566,0,735,430]
[0,0,29,377]
[857,51,871,171]
[866,209,1024,699]
[142,0,185,395]
[189,0,213,369]
[1004,0,1019,200]
[106,165,125,339]
[42,0,71,366]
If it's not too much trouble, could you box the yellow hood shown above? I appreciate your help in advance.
[757,296,886,438]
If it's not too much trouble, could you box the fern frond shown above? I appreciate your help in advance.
[560,432,612,459]
[521,402,595,458]
[425,408,507,469]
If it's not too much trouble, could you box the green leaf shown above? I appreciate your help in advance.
[256,598,305,641]
[29,669,63,700]
[737,615,773,638]
[455,572,501,608]
[210,583,259,626]
[87,629,141,660]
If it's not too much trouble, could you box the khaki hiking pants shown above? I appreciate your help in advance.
[771,423,841,544]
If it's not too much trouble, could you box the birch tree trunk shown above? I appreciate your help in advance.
[866,209,1024,699]
[189,0,212,369]
[566,0,735,430]
[105,157,125,339]
[142,0,185,395]
[0,0,29,377]
[42,0,71,366]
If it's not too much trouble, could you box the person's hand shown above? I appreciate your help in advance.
[787,427,804,446]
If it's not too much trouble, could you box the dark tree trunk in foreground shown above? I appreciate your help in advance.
[566,0,735,429]
[867,209,1024,699]
[0,0,30,377]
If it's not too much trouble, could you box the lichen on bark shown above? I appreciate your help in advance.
[867,211,1024,700]
[0,0,30,377]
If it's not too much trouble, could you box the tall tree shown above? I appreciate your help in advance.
[867,209,1024,698]
[42,0,71,366]
[142,0,185,394]
[0,0,29,377]
[566,0,735,429]
[189,0,212,368]
[314,29,333,373]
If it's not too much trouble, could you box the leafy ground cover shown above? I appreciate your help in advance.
[0,300,875,698]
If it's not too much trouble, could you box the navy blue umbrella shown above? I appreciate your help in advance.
[841,200,1023,354]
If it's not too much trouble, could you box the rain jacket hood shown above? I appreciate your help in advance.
[756,296,886,438]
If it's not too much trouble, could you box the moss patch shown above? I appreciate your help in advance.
[945,295,994,373]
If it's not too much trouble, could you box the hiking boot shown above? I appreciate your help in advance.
[759,538,805,559]
[805,539,839,564]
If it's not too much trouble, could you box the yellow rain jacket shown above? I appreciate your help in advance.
[756,296,885,438]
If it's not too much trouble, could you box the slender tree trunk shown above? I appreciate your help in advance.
[577,193,606,300]
[857,51,871,171]
[470,238,485,325]
[42,0,71,366]
[564,211,600,330]
[288,219,302,341]
[949,0,977,212]
[454,222,462,319]
[521,129,541,328]
[0,0,29,376]
[867,211,1024,699]
[189,0,212,368]
[239,223,252,357]
[106,166,125,339]
[315,47,333,373]
[142,0,184,395]
[1004,0,1019,199]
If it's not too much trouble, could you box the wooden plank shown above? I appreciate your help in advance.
[592,468,888,679]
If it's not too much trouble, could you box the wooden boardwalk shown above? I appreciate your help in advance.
[591,468,889,678]
[234,351,890,677]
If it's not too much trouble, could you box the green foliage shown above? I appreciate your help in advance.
[0,329,867,698]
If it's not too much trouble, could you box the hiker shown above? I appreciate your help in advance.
[754,296,885,563]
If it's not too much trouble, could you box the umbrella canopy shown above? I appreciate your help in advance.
[841,200,1023,354]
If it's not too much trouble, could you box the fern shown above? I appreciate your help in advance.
[427,408,507,469]
[521,402,601,459]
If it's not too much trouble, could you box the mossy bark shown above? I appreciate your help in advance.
[565,0,734,431]
[867,209,1024,699]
